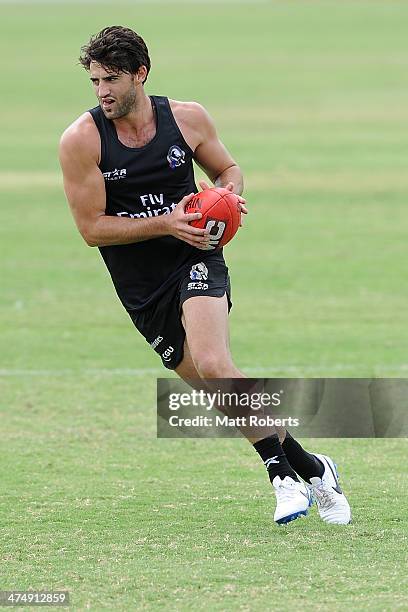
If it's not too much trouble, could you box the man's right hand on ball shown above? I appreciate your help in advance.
[164,193,210,249]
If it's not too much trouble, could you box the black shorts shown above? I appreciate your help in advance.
[128,258,232,370]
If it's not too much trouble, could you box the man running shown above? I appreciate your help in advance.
[59,25,351,525]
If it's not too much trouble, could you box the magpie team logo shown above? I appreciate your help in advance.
[167,145,186,169]
[188,262,209,291]
[189,262,208,281]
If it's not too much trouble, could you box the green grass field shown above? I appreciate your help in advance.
[1,1,408,609]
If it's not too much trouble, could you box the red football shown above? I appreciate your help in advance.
[186,187,241,250]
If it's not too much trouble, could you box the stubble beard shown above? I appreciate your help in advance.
[101,87,137,120]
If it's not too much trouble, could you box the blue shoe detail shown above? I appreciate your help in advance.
[276,509,308,525]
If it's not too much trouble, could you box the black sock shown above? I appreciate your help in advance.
[253,434,299,483]
[282,431,324,483]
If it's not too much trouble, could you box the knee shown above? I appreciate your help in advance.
[193,351,234,379]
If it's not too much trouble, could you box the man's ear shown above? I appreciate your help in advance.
[135,65,148,84]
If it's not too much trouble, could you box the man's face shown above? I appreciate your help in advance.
[89,61,137,119]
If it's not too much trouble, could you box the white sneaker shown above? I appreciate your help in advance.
[273,475,312,525]
[309,454,351,525]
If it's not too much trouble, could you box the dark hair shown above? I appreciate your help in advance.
[79,26,151,83]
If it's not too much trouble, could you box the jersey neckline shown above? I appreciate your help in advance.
[108,95,160,152]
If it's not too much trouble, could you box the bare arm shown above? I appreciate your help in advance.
[59,117,209,248]
[196,143,244,196]
[174,102,247,218]
[187,104,244,195]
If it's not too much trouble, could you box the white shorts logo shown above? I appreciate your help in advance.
[150,335,163,350]
[187,281,209,291]
[162,346,174,362]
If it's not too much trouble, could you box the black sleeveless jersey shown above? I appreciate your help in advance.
[89,96,225,312]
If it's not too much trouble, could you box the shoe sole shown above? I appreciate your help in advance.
[276,509,309,525]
